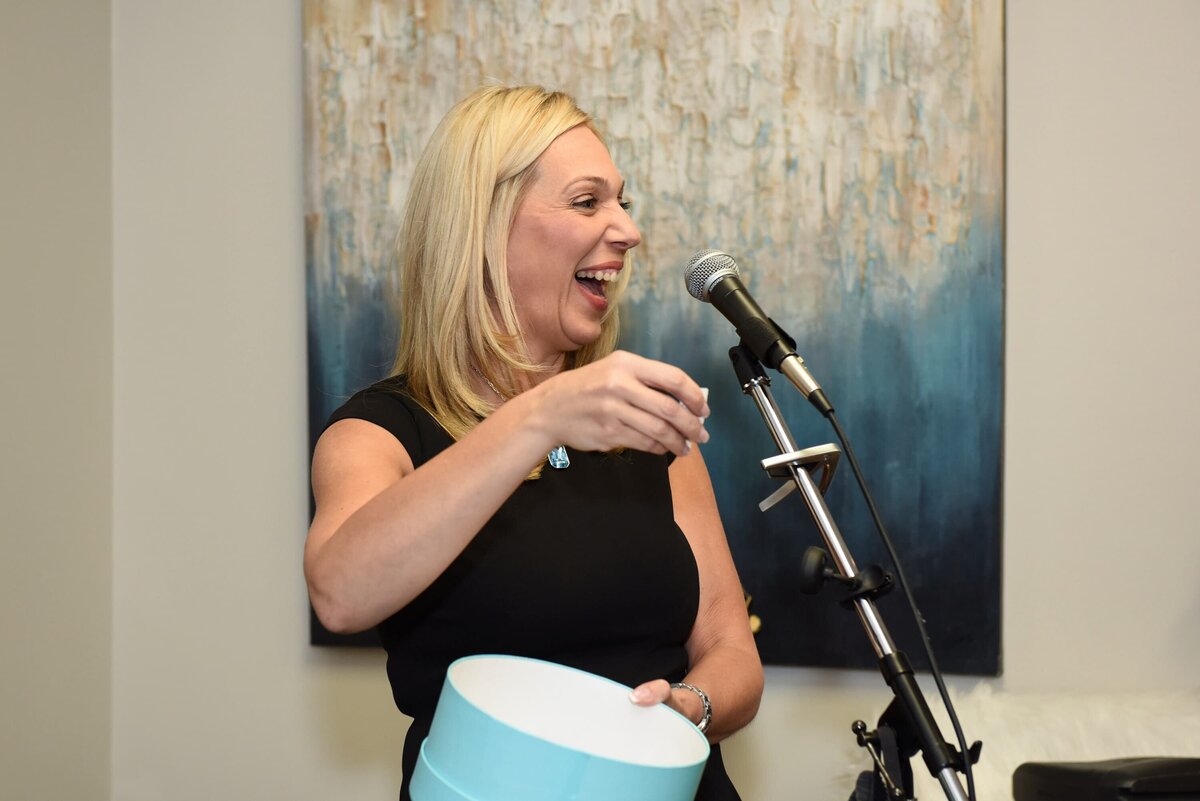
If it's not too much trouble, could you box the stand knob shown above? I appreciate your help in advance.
[798,546,857,594]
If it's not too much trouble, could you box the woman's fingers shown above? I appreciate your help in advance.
[602,354,709,450]
[628,679,672,706]
[590,388,701,456]
[637,361,710,420]
[534,351,710,455]
[627,679,702,726]
[622,392,707,454]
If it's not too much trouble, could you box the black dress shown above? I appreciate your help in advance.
[327,377,741,800]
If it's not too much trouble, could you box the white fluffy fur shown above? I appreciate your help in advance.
[841,684,1200,801]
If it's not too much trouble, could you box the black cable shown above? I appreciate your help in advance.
[825,409,977,801]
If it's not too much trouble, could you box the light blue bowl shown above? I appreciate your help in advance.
[410,655,710,801]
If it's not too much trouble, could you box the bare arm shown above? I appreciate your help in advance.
[305,394,555,633]
[630,446,764,742]
[304,351,712,634]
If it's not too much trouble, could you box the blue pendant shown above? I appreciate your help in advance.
[547,445,570,469]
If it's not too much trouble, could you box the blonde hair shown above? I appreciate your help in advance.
[392,85,630,443]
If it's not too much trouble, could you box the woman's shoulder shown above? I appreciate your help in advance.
[327,374,413,419]
[324,376,443,453]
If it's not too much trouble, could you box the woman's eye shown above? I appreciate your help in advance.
[571,196,633,212]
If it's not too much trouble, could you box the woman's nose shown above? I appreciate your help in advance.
[610,206,642,251]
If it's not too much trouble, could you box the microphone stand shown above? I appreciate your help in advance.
[727,344,976,801]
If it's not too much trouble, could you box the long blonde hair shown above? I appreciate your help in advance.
[392,85,629,442]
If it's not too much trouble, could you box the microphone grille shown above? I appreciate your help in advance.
[683,249,739,301]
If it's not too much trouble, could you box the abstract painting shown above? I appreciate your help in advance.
[304,0,1004,673]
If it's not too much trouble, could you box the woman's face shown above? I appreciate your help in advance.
[505,125,641,369]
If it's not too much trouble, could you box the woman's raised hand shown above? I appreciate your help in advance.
[525,351,710,457]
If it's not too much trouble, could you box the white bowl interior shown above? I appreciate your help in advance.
[448,657,708,768]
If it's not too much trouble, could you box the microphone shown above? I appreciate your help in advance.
[684,249,833,415]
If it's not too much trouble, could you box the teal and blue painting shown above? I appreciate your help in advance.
[305,0,1003,674]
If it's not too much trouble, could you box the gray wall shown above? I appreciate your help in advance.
[0,2,113,799]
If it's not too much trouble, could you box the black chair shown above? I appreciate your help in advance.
[1014,757,1200,801]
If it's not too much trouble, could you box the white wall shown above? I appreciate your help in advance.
[0,2,114,799]
[4,0,1197,798]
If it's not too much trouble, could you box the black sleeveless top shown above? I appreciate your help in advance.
[327,377,741,800]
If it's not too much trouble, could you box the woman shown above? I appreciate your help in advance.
[304,85,763,800]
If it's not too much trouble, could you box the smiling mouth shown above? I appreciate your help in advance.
[575,269,619,298]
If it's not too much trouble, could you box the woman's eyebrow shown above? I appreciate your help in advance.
[563,176,626,194]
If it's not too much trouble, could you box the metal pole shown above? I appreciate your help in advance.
[739,373,969,801]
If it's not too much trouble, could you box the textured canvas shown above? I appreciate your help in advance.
[304,0,1004,673]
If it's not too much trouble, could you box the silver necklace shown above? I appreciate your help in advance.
[474,367,570,469]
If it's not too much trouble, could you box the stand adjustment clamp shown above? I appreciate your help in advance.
[797,546,895,610]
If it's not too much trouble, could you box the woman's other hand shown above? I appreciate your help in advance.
[627,679,706,727]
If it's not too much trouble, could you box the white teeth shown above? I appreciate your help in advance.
[574,270,618,281]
